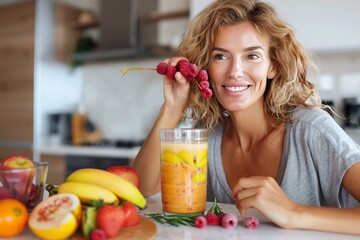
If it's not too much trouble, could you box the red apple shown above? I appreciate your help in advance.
[106,166,140,189]
[0,186,14,199]
[1,155,34,169]
[0,156,35,200]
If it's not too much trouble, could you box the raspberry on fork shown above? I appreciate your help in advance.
[166,65,177,79]
[156,62,168,75]
[201,88,213,99]
[189,64,199,77]
[178,61,192,77]
[196,70,208,82]
[198,80,209,90]
[120,60,212,99]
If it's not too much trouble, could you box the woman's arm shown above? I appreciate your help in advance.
[131,58,190,197]
[232,167,360,235]
[131,104,185,197]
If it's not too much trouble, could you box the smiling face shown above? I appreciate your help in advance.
[208,22,276,113]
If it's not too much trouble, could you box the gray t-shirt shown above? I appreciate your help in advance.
[207,107,360,208]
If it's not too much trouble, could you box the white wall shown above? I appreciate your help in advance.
[190,0,360,52]
[265,0,360,52]
[82,58,164,141]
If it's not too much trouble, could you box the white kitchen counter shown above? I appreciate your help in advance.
[141,193,359,240]
[36,145,140,159]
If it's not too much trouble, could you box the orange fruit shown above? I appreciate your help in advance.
[0,198,28,237]
[28,193,81,240]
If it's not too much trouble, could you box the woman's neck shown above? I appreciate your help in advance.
[225,105,282,151]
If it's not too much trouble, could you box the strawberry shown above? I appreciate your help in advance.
[96,205,125,238]
[90,229,106,240]
[122,202,140,227]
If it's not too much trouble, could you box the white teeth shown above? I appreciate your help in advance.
[225,86,249,92]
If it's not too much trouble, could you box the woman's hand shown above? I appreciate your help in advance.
[232,176,299,229]
[162,57,191,111]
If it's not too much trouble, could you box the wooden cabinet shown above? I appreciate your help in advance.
[54,3,82,63]
[0,0,35,158]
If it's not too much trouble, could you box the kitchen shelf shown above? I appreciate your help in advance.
[38,145,140,159]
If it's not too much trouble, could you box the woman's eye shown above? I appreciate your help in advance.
[214,54,227,60]
[248,54,259,60]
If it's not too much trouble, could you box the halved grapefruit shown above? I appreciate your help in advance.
[28,193,81,240]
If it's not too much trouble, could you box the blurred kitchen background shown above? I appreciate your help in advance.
[0,0,359,184]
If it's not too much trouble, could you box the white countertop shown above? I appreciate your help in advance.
[37,144,140,159]
[141,193,359,240]
[3,192,359,240]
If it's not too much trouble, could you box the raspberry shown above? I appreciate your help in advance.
[156,62,168,75]
[244,216,259,229]
[201,88,213,99]
[194,216,207,228]
[205,212,220,225]
[166,65,177,79]
[217,212,225,224]
[221,213,238,229]
[90,229,106,240]
[198,80,209,90]
[186,75,195,82]
[196,70,208,82]
[189,64,199,77]
[176,59,189,68]
[178,61,192,77]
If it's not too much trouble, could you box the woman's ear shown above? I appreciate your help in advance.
[267,63,277,79]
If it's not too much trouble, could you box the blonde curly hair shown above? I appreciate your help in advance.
[178,0,321,130]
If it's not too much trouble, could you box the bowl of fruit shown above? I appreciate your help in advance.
[0,156,48,212]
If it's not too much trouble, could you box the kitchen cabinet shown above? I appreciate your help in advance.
[0,0,35,159]
[54,3,82,63]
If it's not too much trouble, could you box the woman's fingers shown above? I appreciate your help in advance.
[232,176,299,228]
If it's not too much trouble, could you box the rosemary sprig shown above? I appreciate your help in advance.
[146,198,223,227]
[207,198,224,215]
[146,213,199,227]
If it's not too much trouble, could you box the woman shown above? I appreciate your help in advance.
[132,0,360,234]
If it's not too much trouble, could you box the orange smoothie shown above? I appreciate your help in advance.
[160,142,207,214]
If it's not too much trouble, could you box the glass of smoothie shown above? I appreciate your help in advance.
[160,128,208,214]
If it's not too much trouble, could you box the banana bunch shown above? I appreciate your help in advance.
[58,168,146,208]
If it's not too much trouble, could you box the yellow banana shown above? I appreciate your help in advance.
[161,151,183,163]
[195,149,208,168]
[178,150,195,166]
[66,168,147,208]
[177,149,208,168]
[58,182,119,205]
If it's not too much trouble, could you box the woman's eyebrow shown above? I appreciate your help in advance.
[212,47,229,52]
[212,46,264,52]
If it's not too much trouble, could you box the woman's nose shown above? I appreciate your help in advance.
[229,59,244,79]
